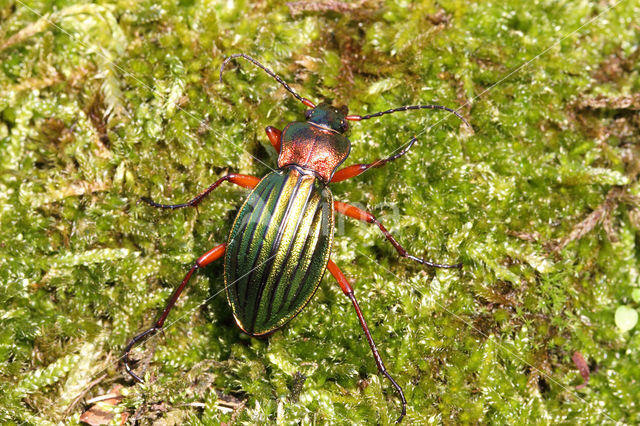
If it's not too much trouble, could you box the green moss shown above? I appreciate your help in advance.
[1,0,639,423]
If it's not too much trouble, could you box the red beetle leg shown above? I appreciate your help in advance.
[326,260,406,423]
[141,174,260,210]
[331,136,418,183]
[333,201,462,269]
[265,126,282,153]
[124,243,227,383]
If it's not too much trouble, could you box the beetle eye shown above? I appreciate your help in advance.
[304,110,312,119]
[341,120,349,132]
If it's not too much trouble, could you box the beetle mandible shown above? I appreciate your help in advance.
[123,53,469,422]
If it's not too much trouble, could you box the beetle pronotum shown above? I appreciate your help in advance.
[124,53,468,422]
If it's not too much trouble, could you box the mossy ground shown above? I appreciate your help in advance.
[1,0,639,424]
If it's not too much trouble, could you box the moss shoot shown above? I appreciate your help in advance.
[1,0,639,424]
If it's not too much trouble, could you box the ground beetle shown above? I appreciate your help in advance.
[123,53,469,422]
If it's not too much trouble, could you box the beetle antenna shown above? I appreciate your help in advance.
[346,104,470,128]
[220,53,316,108]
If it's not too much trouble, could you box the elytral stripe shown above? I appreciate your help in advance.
[225,171,286,322]
[235,179,283,308]
[272,190,322,319]
[225,167,334,336]
[249,174,306,332]
[227,180,273,307]
[256,174,317,329]
[285,195,331,315]
[239,171,299,331]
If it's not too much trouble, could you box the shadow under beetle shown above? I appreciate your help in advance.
[123,53,469,422]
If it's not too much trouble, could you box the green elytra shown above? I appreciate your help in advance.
[225,168,334,336]
[123,53,468,423]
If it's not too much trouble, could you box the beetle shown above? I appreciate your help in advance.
[123,53,469,422]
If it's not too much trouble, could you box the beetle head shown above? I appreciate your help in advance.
[305,103,349,134]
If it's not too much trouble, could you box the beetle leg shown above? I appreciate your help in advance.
[265,126,282,153]
[123,243,226,383]
[331,136,417,183]
[334,201,462,269]
[327,260,407,423]
[141,173,260,209]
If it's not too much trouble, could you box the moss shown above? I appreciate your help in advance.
[1,0,639,424]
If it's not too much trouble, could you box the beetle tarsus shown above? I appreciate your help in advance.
[140,174,261,212]
[334,202,463,270]
[327,261,407,422]
[141,197,192,209]
[371,218,463,270]
[380,136,418,165]
[345,290,407,423]
[381,369,407,423]
[123,326,161,383]
[123,244,227,383]
[406,254,463,269]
